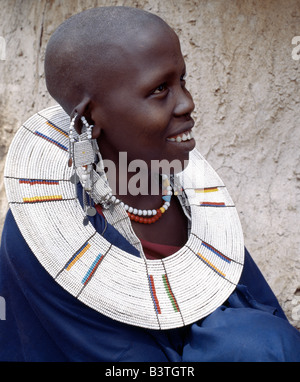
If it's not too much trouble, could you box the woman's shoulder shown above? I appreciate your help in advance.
[1,209,28,253]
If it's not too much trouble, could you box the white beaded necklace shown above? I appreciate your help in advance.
[102,174,174,224]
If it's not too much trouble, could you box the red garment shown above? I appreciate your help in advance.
[140,239,180,260]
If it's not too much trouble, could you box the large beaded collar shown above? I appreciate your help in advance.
[4,105,244,330]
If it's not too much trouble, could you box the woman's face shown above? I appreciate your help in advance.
[89,26,195,172]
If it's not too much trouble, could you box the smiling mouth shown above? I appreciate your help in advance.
[166,129,194,143]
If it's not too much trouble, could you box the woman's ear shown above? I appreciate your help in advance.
[91,124,101,139]
[71,97,101,138]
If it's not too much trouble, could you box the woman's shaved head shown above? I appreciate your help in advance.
[44,6,172,115]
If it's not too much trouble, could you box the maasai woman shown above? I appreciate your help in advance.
[1,6,300,362]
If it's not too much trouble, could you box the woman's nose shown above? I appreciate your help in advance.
[173,87,195,117]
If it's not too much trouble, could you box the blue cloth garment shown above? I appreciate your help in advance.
[0,208,300,362]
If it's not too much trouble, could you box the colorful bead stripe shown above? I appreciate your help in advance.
[34,131,68,151]
[162,274,180,313]
[148,275,161,314]
[201,241,231,263]
[65,243,91,271]
[197,252,226,278]
[195,187,218,193]
[23,195,62,203]
[82,254,104,286]
[200,202,225,207]
[46,121,69,138]
[19,179,59,186]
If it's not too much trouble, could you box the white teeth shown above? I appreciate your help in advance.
[167,130,194,142]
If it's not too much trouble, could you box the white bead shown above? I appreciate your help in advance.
[133,208,138,215]
[147,210,152,216]
[162,174,168,180]
[152,210,157,215]
[138,210,143,216]
[128,207,133,213]
[124,204,129,210]
[164,202,170,207]
[110,195,116,203]
[143,210,148,216]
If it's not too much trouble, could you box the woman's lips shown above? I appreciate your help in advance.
[166,129,194,143]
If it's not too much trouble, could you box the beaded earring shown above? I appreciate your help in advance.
[68,114,97,225]
[68,114,80,194]
[68,114,77,168]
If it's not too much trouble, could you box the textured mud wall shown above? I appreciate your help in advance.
[0,0,299,327]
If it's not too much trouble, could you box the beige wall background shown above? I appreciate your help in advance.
[0,0,299,327]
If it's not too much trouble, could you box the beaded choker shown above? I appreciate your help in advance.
[100,174,173,224]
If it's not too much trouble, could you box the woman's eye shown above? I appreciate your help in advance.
[153,82,167,94]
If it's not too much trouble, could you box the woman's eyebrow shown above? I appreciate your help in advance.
[139,71,170,94]
[141,63,187,90]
